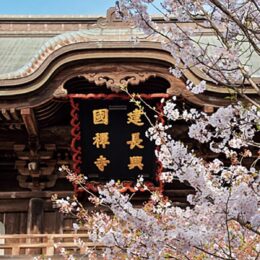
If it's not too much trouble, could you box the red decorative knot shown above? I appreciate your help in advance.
[76,181,160,194]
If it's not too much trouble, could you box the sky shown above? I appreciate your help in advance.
[0,0,118,15]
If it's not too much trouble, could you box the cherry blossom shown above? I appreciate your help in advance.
[52,1,260,259]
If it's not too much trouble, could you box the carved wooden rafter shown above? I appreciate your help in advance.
[53,72,157,97]
[84,72,157,93]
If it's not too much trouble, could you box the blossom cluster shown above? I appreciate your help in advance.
[51,1,260,258]
[53,94,259,259]
[118,0,260,98]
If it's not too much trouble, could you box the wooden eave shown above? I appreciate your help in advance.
[0,42,256,108]
[0,8,258,110]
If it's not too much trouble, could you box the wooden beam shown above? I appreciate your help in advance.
[0,200,62,212]
[21,108,38,137]
[0,191,73,199]
[0,200,29,212]
[0,142,15,150]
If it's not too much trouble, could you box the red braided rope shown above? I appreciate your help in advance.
[70,98,82,176]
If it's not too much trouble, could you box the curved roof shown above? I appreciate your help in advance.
[0,28,143,79]
[1,31,259,80]
[0,7,258,96]
[0,8,146,80]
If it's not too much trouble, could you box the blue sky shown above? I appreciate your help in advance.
[0,0,118,15]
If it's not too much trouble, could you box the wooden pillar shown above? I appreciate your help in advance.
[55,211,63,234]
[27,198,44,255]
[27,198,44,234]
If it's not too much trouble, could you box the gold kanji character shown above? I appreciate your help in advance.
[93,132,110,149]
[128,156,144,170]
[127,132,144,149]
[94,155,110,172]
[127,109,144,126]
[93,109,109,125]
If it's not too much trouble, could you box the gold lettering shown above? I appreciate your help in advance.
[93,109,109,125]
[127,108,144,126]
[128,156,144,170]
[94,155,110,172]
[93,132,110,149]
[127,132,144,149]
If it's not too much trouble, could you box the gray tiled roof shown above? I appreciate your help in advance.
[0,27,145,80]
[195,36,260,77]
[0,37,48,74]
[0,30,259,80]
[0,37,49,74]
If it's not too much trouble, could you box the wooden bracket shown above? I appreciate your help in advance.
[15,144,58,191]
[0,108,22,130]
[21,108,38,137]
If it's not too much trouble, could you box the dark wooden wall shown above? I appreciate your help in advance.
[0,193,71,235]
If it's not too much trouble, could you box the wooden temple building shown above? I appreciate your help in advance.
[0,7,257,257]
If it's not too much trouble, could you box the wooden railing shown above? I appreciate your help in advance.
[0,233,103,256]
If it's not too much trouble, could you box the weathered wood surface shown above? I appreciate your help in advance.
[0,209,68,237]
